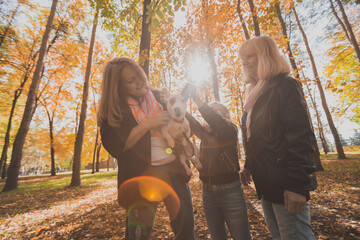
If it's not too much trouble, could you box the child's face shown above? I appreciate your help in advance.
[120,65,147,98]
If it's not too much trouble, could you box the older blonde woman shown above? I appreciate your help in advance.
[239,36,317,240]
[97,58,195,240]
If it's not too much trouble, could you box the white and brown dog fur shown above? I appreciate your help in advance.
[161,86,202,176]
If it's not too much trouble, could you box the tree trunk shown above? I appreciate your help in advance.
[96,143,101,172]
[207,45,220,101]
[0,2,19,49]
[306,111,324,171]
[335,0,360,66]
[294,8,330,154]
[139,0,152,76]
[49,119,56,176]
[275,4,324,169]
[107,154,110,171]
[0,89,20,179]
[2,0,58,192]
[70,5,100,187]
[237,0,250,40]
[92,128,99,174]
[303,78,329,154]
[275,4,299,79]
[247,0,261,36]
[329,0,350,41]
[293,6,346,159]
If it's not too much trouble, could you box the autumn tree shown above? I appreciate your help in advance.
[237,0,250,40]
[292,5,334,156]
[325,0,360,125]
[330,0,360,65]
[289,1,346,159]
[2,0,58,192]
[70,0,101,187]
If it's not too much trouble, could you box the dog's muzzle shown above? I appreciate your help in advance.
[174,107,182,117]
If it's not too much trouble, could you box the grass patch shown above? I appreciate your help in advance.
[320,153,360,161]
[0,170,117,196]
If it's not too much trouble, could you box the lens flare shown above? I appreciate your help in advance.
[118,176,181,221]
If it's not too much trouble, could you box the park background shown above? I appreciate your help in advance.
[0,0,359,239]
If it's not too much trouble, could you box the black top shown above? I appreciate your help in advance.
[186,104,240,185]
[242,74,317,204]
[100,90,191,189]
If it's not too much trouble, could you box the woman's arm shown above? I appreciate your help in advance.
[124,111,169,151]
[281,78,316,195]
[192,87,236,137]
[185,112,206,139]
[281,78,317,216]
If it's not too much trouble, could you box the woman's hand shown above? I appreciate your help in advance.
[159,88,170,104]
[284,190,306,216]
[188,84,204,107]
[143,111,170,130]
[240,168,252,186]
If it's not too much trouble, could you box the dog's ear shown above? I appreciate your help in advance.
[160,87,171,103]
[180,83,191,100]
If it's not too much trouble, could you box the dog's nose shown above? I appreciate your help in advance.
[174,107,181,116]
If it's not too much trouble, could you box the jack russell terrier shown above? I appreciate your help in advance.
[160,86,202,176]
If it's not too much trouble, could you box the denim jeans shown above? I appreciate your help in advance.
[126,173,195,240]
[202,180,252,240]
[261,199,315,240]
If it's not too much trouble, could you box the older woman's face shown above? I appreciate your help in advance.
[241,47,259,83]
[120,65,147,98]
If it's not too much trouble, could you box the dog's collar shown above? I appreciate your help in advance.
[171,117,184,123]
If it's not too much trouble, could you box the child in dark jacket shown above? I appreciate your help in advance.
[186,86,251,240]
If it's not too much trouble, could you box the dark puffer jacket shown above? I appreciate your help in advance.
[242,74,317,204]
[186,104,240,185]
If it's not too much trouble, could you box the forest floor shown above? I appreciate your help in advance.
[0,154,359,239]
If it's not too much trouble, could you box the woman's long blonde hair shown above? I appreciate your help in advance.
[239,36,290,82]
[97,58,148,127]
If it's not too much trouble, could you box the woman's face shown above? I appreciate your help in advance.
[120,65,147,98]
[241,47,259,83]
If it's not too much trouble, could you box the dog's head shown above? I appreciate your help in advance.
[164,86,190,121]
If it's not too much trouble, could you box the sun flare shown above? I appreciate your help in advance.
[188,55,210,87]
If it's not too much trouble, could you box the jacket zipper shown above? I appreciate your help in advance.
[208,157,213,185]
[269,111,272,137]
[222,152,237,173]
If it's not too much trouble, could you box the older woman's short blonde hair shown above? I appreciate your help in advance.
[97,58,148,127]
[209,102,231,120]
[239,36,290,81]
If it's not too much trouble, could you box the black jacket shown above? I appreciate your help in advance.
[100,91,191,189]
[186,104,240,185]
[242,74,317,204]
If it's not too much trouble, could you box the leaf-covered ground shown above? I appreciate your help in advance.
[0,154,359,239]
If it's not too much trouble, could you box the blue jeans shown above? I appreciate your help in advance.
[126,174,195,240]
[202,180,252,240]
[261,199,315,240]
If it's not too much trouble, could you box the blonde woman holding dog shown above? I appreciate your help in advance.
[186,88,252,240]
[97,58,195,240]
[239,36,317,240]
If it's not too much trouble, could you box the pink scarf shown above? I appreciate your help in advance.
[244,80,267,140]
[127,89,163,137]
